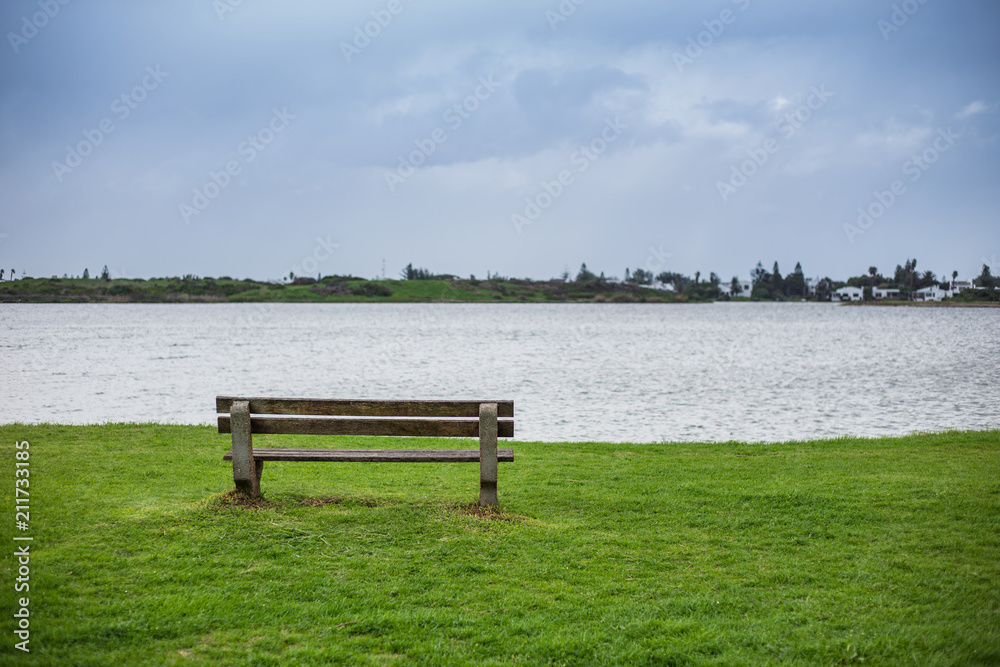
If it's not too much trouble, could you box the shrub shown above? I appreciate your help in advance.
[953,288,999,303]
[350,283,393,297]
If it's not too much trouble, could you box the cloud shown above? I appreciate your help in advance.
[956,100,990,120]
[1,0,998,282]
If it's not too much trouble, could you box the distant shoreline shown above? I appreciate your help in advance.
[3,277,997,306]
[0,276,713,304]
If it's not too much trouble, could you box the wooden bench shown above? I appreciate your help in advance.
[217,397,514,506]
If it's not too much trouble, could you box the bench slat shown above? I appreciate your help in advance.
[216,397,514,418]
[218,416,514,438]
[223,448,515,463]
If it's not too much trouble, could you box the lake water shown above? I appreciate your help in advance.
[1,302,998,442]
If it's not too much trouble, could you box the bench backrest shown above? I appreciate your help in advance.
[216,397,514,438]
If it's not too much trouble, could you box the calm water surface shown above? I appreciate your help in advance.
[2,303,998,442]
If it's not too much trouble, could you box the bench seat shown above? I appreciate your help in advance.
[217,396,514,506]
[223,448,515,463]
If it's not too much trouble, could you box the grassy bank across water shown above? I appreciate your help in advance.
[0,277,691,304]
[1,425,998,665]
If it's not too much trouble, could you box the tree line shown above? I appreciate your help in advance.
[15,259,998,303]
[844,259,996,300]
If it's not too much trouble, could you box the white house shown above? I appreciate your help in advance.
[873,286,901,300]
[727,279,753,298]
[836,286,863,301]
[650,280,676,292]
[915,285,950,301]
[951,280,973,293]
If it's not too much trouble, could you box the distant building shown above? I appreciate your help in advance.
[650,280,676,292]
[952,280,973,293]
[873,286,901,300]
[804,277,823,297]
[836,286,863,301]
[915,285,949,301]
[727,279,752,298]
[914,278,992,300]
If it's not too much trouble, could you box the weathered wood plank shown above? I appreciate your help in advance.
[479,402,499,507]
[230,400,260,497]
[216,397,514,418]
[218,416,514,438]
[223,448,515,463]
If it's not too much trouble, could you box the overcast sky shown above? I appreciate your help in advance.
[1,0,998,283]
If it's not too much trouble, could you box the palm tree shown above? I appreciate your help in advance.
[868,266,877,300]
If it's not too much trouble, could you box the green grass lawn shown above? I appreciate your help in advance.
[1,426,998,665]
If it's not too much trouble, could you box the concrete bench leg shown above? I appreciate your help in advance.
[479,402,498,507]
[230,400,261,498]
